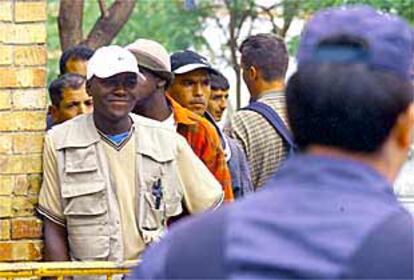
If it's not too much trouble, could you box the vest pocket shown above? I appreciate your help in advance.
[63,181,107,225]
[164,192,182,217]
[62,181,110,260]
[139,184,171,244]
[139,183,183,244]
[142,191,165,228]
[140,158,183,217]
[69,226,110,261]
[139,156,184,243]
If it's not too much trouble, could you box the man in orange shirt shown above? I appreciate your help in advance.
[126,39,233,202]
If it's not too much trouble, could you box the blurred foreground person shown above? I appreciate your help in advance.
[129,6,414,279]
[38,46,223,279]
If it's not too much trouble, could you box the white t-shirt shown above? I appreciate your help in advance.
[160,112,177,131]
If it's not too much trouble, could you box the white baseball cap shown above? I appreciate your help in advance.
[86,45,145,81]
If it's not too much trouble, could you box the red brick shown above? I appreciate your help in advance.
[0,241,42,261]
[0,68,46,89]
[12,218,42,240]
[0,242,12,261]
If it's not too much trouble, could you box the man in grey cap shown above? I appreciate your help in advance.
[126,39,234,202]
[38,45,223,269]
[129,5,414,279]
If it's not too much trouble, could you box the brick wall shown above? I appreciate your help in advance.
[0,0,47,261]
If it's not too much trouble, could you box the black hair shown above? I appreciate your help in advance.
[49,73,86,107]
[239,33,288,81]
[59,45,94,75]
[210,71,229,91]
[286,64,414,153]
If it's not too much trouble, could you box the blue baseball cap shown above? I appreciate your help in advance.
[170,50,219,75]
[297,5,414,80]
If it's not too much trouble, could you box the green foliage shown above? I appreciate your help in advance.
[301,0,414,24]
[47,0,413,85]
[47,0,211,83]
[47,0,60,83]
[286,0,414,57]
[287,35,300,57]
[113,0,212,51]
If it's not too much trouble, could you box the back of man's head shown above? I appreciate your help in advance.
[288,5,414,154]
[60,45,94,76]
[239,33,288,82]
[287,64,413,152]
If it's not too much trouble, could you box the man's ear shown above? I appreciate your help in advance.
[50,105,60,123]
[248,66,258,80]
[394,103,414,149]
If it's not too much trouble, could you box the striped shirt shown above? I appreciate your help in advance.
[229,91,288,189]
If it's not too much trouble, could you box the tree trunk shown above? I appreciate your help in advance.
[226,1,242,109]
[280,1,300,38]
[234,66,241,109]
[58,0,84,51]
[84,0,136,50]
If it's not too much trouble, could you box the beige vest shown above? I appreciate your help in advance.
[48,114,184,263]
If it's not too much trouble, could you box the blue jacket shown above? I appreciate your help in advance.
[130,154,414,279]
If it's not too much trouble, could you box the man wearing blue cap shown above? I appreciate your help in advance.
[129,5,414,279]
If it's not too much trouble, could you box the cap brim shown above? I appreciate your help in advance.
[89,71,146,82]
[173,63,218,75]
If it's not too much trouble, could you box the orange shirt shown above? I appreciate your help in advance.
[167,96,234,202]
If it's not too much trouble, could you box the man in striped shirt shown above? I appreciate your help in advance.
[228,34,290,189]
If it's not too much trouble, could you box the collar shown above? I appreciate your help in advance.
[203,112,231,161]
[278,154,394,196]
[54,113,101,149]
[253,90,284,102]
[97,121,134,150]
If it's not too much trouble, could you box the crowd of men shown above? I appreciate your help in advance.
[36,4,413,279]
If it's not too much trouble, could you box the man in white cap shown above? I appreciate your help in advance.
[38,45,223,269]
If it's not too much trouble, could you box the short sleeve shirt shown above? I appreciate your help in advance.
[38,114,224,260]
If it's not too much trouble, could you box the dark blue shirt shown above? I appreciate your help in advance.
[129,154,414,279]
[204,112,254,198]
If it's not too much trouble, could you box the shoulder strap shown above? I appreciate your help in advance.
[242,102,296,150]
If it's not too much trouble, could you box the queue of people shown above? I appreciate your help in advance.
[37,4,413,279]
